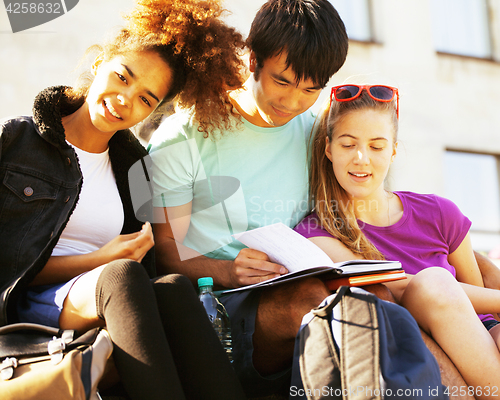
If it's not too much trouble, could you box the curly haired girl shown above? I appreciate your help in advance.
[71,0,247,137]
[0,0,246,398]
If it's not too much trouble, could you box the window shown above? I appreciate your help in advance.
[329,0,372,42]
[430,0,492,58]
[444,150,500,236]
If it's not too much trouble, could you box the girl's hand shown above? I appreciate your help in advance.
[32,222,155,286]
[98,222,155,263]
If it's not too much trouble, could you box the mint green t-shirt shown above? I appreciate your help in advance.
[149,110,315,261]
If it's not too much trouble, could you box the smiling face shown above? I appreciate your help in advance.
[85,50,172,135]
[248,51,323,127]
[325,108,397,201]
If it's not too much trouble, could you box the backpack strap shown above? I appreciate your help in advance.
[298,287,349,399]
[340,291,381,400]
[298,287,382,400]
[312,285,350,318]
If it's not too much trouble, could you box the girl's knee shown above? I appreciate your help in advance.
[101,259,148,284]
[411,267,455,291]
[405,267,466,309]
[96,260,150,312]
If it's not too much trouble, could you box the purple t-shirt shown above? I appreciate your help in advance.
[295,191,493,322]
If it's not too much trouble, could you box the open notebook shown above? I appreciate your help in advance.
[222,223,404,294]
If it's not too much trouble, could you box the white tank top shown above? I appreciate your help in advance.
[51,144,124,256]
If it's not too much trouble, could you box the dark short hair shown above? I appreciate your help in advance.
[248,0,348,87]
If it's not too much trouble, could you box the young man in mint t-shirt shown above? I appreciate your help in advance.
[148,0,500,396]
[149,1,347,397]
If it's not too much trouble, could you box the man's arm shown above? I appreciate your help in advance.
[475,250,500,290]
[153,205,287,289]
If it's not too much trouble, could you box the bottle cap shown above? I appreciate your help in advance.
[198,277,214,288]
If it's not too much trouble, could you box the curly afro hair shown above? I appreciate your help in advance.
[123,0,247,137]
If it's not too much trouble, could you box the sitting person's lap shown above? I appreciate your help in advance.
[221,289,292,397]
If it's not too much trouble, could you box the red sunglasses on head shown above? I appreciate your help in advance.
[330,84,399,118]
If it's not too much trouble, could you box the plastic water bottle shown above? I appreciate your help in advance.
[198,277,233,363]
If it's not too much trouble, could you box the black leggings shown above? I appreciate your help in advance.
[95,259,245,400]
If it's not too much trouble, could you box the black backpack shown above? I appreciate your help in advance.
[290,286,448,400]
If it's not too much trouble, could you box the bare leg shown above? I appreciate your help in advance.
[419,330,474,400]
[362,283,397,301]
[59,264,106,331]
[253,277,330,375]
[401,267,500,399]
[476,251,500,321]
[475,251,500,291]
[364,283,471,398]
[489,324,500,352]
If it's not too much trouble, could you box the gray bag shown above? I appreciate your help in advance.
[290,286,447,400]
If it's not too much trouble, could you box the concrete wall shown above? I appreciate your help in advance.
[0,1,136,117]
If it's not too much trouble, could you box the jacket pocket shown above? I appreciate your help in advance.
[3,170,59,202]
[0,170,64,283]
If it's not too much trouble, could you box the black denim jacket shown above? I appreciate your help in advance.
[0,86,155,325]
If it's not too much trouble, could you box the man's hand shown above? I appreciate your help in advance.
[230,248,288,288]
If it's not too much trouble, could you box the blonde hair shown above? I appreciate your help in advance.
[309,90,398,260]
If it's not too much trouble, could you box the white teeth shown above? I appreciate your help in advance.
[352,172,369,177]
[105,100,121,119]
